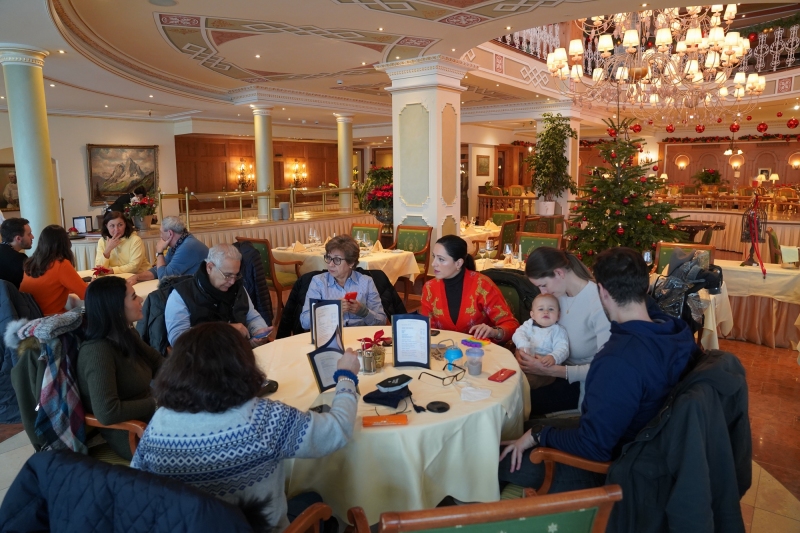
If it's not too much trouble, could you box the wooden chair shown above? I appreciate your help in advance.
[491,210,517,226]
[388,225,433,305]
[489,186,503,196]
[351,223,383,245]
[473,218,520,260]
[345,485,622,533]
[523,215,541,232]
[653,242,715,275]
[85,414,147,466]
[509,185,524,196]
[516,232,564,260]
[284,502,333,533]
[766,226,782,264]
[236,237,302,325]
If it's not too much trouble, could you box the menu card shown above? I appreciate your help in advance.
[307,330,345,392]
[392,314,431,369]
[310,299,343,348]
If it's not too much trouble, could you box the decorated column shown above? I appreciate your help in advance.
[335,113,354,211]
[252,104,274,220]
[375,55,476,240]
[0,44,59,237]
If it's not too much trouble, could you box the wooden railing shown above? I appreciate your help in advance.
[478,194,538,223]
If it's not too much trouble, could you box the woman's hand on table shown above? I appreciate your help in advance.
[337,349,361,375]
[515,349,566,378]
[499,429,537,472]
[470,323,500,340]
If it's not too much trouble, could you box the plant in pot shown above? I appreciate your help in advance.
[125,196,157,231]
[692,168,724,192]
[524,112,578,215]
[364,167,393,226]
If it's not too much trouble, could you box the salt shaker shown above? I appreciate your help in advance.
[362,349,376,374]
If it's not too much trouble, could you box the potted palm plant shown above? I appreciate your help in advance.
[524,113,578,215]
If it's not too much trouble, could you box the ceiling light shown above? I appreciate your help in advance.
[282,107,285,110]
[288,118,291,120]
[496,84,499,86]
[149,95,154,98]
[378,27,383,31]
[58,50,65,54]
[396,56,400,59]
[505,26,511,30]
[255,54,260,58]
[49,84,55,87]
[0,96,4,99]
[362,62,366,65]
[452,48,456,52]
[795,105,799,110]
[104,105,108,108]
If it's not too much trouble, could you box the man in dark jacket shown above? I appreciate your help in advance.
[165,243,272,347]
[499,247,697,492]
[0,217,33,288]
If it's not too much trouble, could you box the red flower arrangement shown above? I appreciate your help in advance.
[92,265,112,277]
[365,183,393,210]
[125,195,157,217]
[358,329,390,349]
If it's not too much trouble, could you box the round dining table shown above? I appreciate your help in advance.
[253,326,530,523]
[670,220,727,241]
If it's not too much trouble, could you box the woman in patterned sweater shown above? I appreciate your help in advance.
[420,235,519,343]
[132,322,360,531]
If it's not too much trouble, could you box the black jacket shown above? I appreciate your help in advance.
[276,268,406,339]
[136,275,192,356]
[0,450,254,533]
[0,280,42,424]
[235,241,273,325]
[173,266,250,328]
[0,244,26,289]
[606,349,751,533]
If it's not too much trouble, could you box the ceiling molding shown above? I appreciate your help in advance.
[228,85,391,115]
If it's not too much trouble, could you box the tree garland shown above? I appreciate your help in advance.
[662,133,800,144]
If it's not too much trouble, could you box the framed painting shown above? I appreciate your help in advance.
[87,145,158,206]
[476,155,490,176]
[0,164,16,209]
[758,168,771,178]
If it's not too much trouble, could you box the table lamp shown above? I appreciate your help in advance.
[755,175,766,188]
[769,173,779,187]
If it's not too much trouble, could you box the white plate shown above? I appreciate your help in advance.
[392,249,404,253]
[275,247,288,250]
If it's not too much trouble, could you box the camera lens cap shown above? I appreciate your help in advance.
[426,401,450,413]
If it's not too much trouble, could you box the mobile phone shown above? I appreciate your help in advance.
[258,379,279,396]
[430,329,441,336]
[252,330,270,339]
[344,291,358,301]
[310,404,331,414]
[488,369,517,382]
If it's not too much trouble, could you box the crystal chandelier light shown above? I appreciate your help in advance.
[547,5,766,128]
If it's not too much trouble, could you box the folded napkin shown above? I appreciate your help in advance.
[324,236,331,245]
[372,240,384,252]
[484,220,499,229]
[460,386,492,402]
[292,241,307,252]
[503,254,513,265]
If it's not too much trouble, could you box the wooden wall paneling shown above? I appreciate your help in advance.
[325,160,339,186]
[325,144,338,159]
[306,143,325,158]
[307,158,326,188]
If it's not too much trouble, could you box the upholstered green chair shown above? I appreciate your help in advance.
[344,485,622,533]
[491,210,517,226]
[388,225,433,304]
[538,215,565,235]
[516,232,564,259]
[767,226,782,263]
[489,187,503,196]
[473,219,520,260]
[653,242,715,275]
[236,237,301,323]
[350,223,383,245]
[683,185,698,194]
[509,185,524,196]
[523,215,542,232]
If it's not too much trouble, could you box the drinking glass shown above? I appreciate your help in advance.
[363,235,372,249]
[461,216,469,228]
[478,245,487,269]
[470,216,476,226]
[313,229,320,244]
[503,243,513,257]
[356,230,364,246]
[308,228,315,244]
[643,250,654,270]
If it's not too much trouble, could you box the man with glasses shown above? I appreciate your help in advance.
[165,243,272,347]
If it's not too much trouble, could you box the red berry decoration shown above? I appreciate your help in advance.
[757,122,768,133]
[695,124,705,133]
[640,176,647,182]
[665,124,675,133]
[777,112,783,118]
[717,117,722,123]
[646,213,653,220]
[615,210,621,215]
[788,118,799,129]
[746,115,752,121]
[622,197,630,205]
[661,219,667,225]
[607,127,617,137]
[632,192,638,197]
[587,198,594,204]
[587,249,594,256]
[582,216,587,221]
[648,119,654,125]
[652,165,659,172]
[730,122,740,133]
[576,253,582,260]
[617,226,625,235]
[748,32,758,42]
[631,124,642,133]
[592,186,598,193]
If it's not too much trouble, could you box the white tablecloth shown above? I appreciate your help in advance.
[76,270,159,300]
[714,259,800,304]
[253,326,529,523]
[459,225,501,255]
[272,247,420,285]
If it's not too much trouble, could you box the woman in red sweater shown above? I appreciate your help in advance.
[420,235,519,343]
[20,225,87,315]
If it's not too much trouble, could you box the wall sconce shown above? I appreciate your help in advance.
[290,159,307,188]
[794,161,800,170]
[790,153,800,169]
[675,154,690,170]
[236,158,254,191]
[728,153,745,173]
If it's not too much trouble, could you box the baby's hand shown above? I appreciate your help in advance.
[539,354,556,367]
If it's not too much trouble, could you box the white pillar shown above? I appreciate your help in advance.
[0,44,59,237]
[252,105,274,220]
[375,55,477,241]
[335,113,354,211]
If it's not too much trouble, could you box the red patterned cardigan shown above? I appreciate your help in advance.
[419,270,520,344]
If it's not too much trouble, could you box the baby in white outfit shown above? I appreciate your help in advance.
[512,293,569,367]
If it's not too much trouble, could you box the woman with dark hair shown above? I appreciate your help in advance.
[132,322,360,531]
[520,247,611,415]
[300,235,385,329]
[419,235,519,342]
[77,275,163,460]
[20,225,87,315]
[94,210,149,274]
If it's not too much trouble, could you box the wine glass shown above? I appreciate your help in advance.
[314,229,321,245]
[503,243,513,263]
[486,239,496,263]
[470,216,476,227]
[478,245,487,269]
[461,216,469,228]
[363,235,372,250]
[356,230,364,247]
[308,228,315,245]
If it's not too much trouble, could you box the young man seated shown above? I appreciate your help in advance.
[499,247,697,493]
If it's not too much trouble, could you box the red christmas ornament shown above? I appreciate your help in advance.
[592,186,598,193]
[748,32,757,42]
[661,219,667,225]
[746,115,752,121]
[640,176,648,182]
[646,213,653,220]
[617,226,625,235]
[571,205,579,211]
[665,124,675,133]
[652,165,659,172]
[695,124,705,133]
[576,253,582,260]
[587,249,594,256]
[647,119,654,125]
[631,124,642,133]
[788,118,799,129]
[638,148,643,152]
[587,198,594,204]
[777,112,783,118]
[730,122,740,133]
[757,122,768,133]
[622,197,630,205]
[615,210,621,215]
[632,192,638,197]
[610,151,617,158]
[582,216,587,221]
[607,127,617,137]
[717,117,723,123]
[636,241,641,245]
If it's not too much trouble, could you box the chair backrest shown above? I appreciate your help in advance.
[285,503,332,533]
[766,226,782,263]
[523,215,541,233]
[489,187,503,196]
[236,236,273,282]
[683,186,698,194]
[654,242,715,275]
[351,223,383,244]
[496,218,521,259]
[778,187,798,199]
[509,185,524,196]
[395,225,433,267]
[741,187,754,196]
[537,215,564,235]
[516,232,564,259]
[480,269,540,325]
[374,485,622,533]
[491,211,517,226]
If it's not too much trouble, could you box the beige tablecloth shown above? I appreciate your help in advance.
[273,247,420,285]
[253,326,529,523]
[76,270,159,300]
[459,225,501,255]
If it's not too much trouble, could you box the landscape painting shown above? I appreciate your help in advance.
[87,145,158,206]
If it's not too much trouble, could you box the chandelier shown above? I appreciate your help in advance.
[291,159,307,188]
[546,5,766,129]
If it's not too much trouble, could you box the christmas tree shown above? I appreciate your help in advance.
[566,117,682,266]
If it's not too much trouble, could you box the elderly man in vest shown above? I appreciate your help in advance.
[165,243,272,347]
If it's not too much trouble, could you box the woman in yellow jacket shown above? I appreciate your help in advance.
[94,211,150,274]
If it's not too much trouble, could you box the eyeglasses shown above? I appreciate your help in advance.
[418,364,466,386]
[213,264,242,281]
[323,255,346,266]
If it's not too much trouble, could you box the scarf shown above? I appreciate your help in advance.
[196,260,239,307]
[170,231,190,256]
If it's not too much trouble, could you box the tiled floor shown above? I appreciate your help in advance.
[1,317,798,531]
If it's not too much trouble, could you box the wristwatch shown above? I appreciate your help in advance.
[156,251,165,257]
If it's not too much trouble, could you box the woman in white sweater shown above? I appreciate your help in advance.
[518,247,611,416]
[131,322,360,532]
